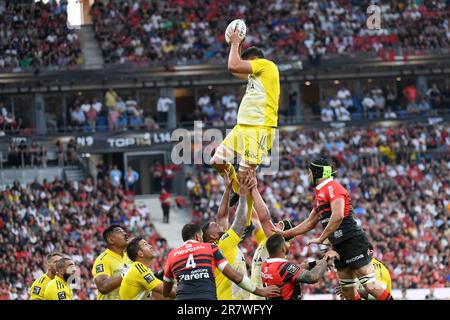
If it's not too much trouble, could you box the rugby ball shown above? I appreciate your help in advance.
[225,19,247,44]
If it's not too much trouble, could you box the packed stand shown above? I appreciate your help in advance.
[189,122,450,293]
[0,174,169,300]
[90,0,450,66]
[321,83,450,122]
[0,1,83,72]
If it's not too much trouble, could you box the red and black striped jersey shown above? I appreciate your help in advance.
[314,178,363,245]
[261,258,303,300]
[163,240,228,300]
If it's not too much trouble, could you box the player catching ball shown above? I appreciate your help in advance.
[210,23,280,226]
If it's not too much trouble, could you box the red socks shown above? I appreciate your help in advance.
[377,290,393,300]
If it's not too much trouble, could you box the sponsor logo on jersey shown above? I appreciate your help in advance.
[144,273,155,284]
[287,264,299,275]
[334,230,343,238]
[346,254,364,264]
[57,292,67,300]
[96,264,104,273]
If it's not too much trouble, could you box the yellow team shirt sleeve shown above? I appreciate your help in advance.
[255,228,267,245]
[29,275,48,300]
[250,59,270,75]
[218,228,241,263]
[138,269,162,293]
[92,256,111,279]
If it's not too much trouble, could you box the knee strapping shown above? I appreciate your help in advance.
[211,145,235,164]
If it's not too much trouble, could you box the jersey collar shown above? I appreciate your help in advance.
[315,177,334,191]
[106,248,124,261]
[54,275,67,285]
[266,258,288,263]
[183,240,200,245]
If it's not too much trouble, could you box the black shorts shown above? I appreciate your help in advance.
[333,234,372,270]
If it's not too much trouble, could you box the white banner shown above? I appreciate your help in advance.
[304,288,450,300]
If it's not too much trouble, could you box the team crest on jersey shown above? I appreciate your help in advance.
[144,273,155,284]
[318,193,325,198]
[32,286,41,295]
[96,264,104,273]
[287,264,299,275]
[57,292,67,300]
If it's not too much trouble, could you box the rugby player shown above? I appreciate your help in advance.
[162,223,280,300]
[210,26,280,226]
[44,257,77,300]
[29,252,63,300]
[92,225,131,300]
[120,237,175,300]
[201,172,255,299]
[262,234,339,300]
[274,157,393,300]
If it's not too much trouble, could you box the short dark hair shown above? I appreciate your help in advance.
[46,252,63,262]
[266,234,285,257]
[241,46,264,60]
[182,223,202,242]
[55,257,71,272]
[126,237,144,261]
[201,222,212,242]
[103,224,122,243]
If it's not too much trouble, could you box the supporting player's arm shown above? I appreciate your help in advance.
[274,208,319,239]
[217,175,233,230]
[251,181,275,238]
[227,29,252,74]
[94,274,122,294]
[220,263,280,297]
[295,251,338,284]
[317,198,345,243]
[162,280,174,298]
[230,173,255,237]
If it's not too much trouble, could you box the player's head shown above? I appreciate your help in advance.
[126,237,154,262]
[201,221,225,243]
[309,157,335,186]
[266,234,289,258]
[182,223,203,242]
[103,225,129,249]
[55,257,77,282]
[46,252,64,275]
[241,46,264,61]
[275,219,295,242]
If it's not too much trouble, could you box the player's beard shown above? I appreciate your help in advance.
[63,272,72,282]
[218,231,225,239]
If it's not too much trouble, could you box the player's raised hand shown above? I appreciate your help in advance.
[237,172,252,197]
[223,169,233,190]
[323,250,340,262]
[227,27,244,45]
[271,225,287,237]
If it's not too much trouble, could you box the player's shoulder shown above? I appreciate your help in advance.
[133,261,149,274]
[94,249,109,262]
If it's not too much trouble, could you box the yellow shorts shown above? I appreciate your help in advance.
[222,124,276,165]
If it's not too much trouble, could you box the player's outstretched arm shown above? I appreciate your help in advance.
[94,275,122,294]
[229,172,255,237]
[273,208,319,239]
[217,171,233,230]
[227,29,252,74]
[221,263,280,298]
[250,172,275,238]
[295,251,339,284]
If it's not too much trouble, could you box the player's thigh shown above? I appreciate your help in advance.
[353,263,385,292]
[240,126,275,165]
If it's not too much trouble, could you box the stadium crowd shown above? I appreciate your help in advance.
[0,1,83,72]
[188,122,450,294]
[90,0,450,66]
[0,175,169,299]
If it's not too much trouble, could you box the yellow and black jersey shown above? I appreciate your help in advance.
[120,261,162,300]
[215,228,248,300]
[250,228,268,300]
[29,273,52,300]
[44,275,73,300]
[92,249,131,300]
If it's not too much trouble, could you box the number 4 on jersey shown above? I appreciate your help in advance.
[186,254,196,269]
